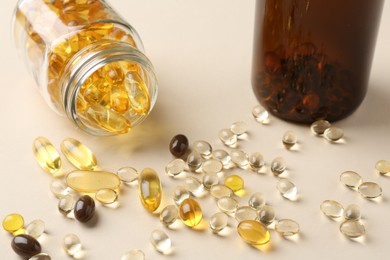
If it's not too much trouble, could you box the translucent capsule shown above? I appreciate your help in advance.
[202,159,223,174]
[320,200,344,218]
[310,120,331,135]
[2,213,24,233]
[358,182,382,199]
[344,204,361,220]
[219,129,238,146]
[138,168,162,212]
[66,170,120,193]
[212,149,231,166]
[29,253,51,260]
[117,167,139,184]
[173,186,190,206]
[186,151,203,172]
[248,192,266,210]
[230,121,247,136]
[210,184,233,199]
[25,220,45,239]
[375,160,390,175]
[258,205,275,225]
[169,134,189,158]
[95,188,118,204]
[339,220,365,238]
[63,233,82,256]
[271,157,286,176]
[217,196,239,214]
[121,250,145,260]
[230,150,249,168]
[237,220,270,245]
[282,130,297,148]
[184,176,203,196]
[160,205,178,227]
[275,219,300,236]
[249,152,265,171]
[192,140,212,158]
[124,71,150,115]
[276,178,297,200]
[60,138,97,170]
[339,171,363,189]
[209,212,228,233]
[179,198,203,227]
[32,137,61,174]
[324,127,344,142]
[235,206,257,222]
[165,158,186,176]
[58,195,76,216]
[224,175,244,192]
[202,173,219,190]
[150,230,171,253]
[252,105,269,123]
[50,179,70,198]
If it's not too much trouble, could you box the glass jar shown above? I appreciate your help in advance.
[252,0,384,123]
[13,0,158,135]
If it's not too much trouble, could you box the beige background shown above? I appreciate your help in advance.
[1,1,390,259]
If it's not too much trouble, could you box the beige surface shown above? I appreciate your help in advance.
[1,1,390,259]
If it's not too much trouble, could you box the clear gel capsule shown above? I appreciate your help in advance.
[219,129,237,146]
[117,167,139,184]
[230,150,249,168]
[230,121,247,136]
[62,234,82,256]
[252,105,269,123]
[358,182,382,199]
[209,212,228,233]
[275,219,300,236]
[160,205,178,227]
[248,192,265,210]
[150,230,171,253]
[339,171,362,189]
[212,149,231,167]
[235,206,257,222]
[202,173,219,190]
[192,140,212,158]
[320,200,344,218]
[173,186,190,206]
[217,196,239,214]
[202,159,223,174]
[165,158,186,177]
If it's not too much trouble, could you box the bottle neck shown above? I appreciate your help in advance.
[60,40,158,135]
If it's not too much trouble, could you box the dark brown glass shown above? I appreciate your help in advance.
[252,0,384,123]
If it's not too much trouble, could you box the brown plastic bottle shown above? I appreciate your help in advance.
[252,0,384,123]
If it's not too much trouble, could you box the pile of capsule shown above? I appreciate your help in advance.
[310,119,344,142]
[340,170,382,199]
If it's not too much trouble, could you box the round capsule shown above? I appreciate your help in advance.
[271,157,286,176]
[121,250,145,260]
[224,175,244,192]
[138,168,162,212]
[63,233,82,256]
[184,176,203,196]
[169,134,189,158]
[58,195,76,216]
[248,192,266,210]
[358,182,382,199]
[230,150,249,168]
[202,173,219,190]
[276,178,297,200]
[324,127,344,142]
[237,220,270,245]
[192,140,212,158]
[275,219,300,236]
[339,171,362,189]
[310,120,331,135]
[235,206,257,222]
[60,138,97,170]
[252,105,269,123]
[217,196,239,214]
[230,121,247,136]
[29,253,52,260]
[375,160,390,175]
[32,137,61,174]
[186,151,203,172]
[202,159,223,174]
[179,198,203,227]
[150,230,171,253]
[50,179,70,198]
[172,186,190,206]
[320,200,344,218]
[339,220,365,238]
[11,234,42,259]
[95,189,118,204]
[219,129,237,147]
[25,220,45,239]
[165,158,186,177]
[117,167,139,184]
[3,213,24,233]
[282,130,297,148]
[74,195,95,223]
[210,184,233,199]
[212,149,231,167]
[160,205,178,227]
[344,204,361,220]
[209,212,228,233]
[258,205,275,225]
[249,152,265,172]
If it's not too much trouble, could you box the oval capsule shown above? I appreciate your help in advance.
[60,138,97,170]
[66,170,120,193]
[237,220,270,245]
[179,198,203,227]
[138,168,162,212]
[32,137,61,174]
[74,195,95,223]
[11,234,42,259]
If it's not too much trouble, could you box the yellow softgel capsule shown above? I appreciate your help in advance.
[125,71,150,115]
[179,198,203,227]
[32,136,62,174]
[138,168,162,212]
[2,214,24,233]
[237,220,270,245]
[66,170,120,193]
[60,138,97,170]
[224,174,244,192]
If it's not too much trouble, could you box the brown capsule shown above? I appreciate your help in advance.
[74,195,95,223]
[169,134,189,157]
[11,234,42,259]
